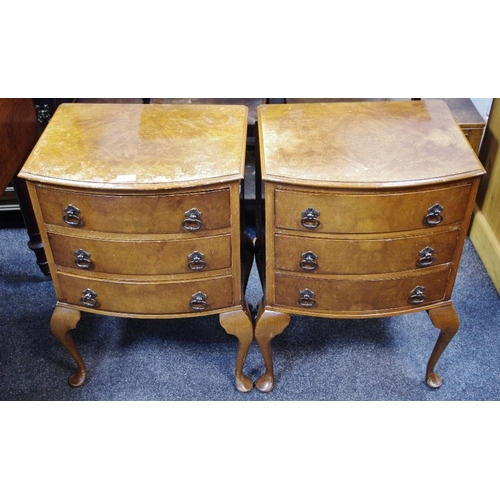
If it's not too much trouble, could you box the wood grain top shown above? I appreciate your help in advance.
[19,104,248,190]
[258,100,485,188]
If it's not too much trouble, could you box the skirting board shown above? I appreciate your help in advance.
[470,205,500,295]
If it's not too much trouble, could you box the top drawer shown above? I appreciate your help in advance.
[274,183,473,234]
[35,185,231,234]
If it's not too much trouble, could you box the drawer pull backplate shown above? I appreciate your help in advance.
[80,288,98,308]
[417,246,435,268]
[188,251,206,271]
[301,207,320,230]
[74,249,93,269]
[298,288,316,308]
[183,208,203,232]
[63,204,83,227]
[190,291,208,311]
[299,251,318,271]
[424,204,444,227]
[408,286,427,305]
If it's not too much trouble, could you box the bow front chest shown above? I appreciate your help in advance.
[19,103,254,392]
[255,100,486,392]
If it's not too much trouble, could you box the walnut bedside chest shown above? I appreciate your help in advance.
[255,100,486,392]
[19,103,254,392]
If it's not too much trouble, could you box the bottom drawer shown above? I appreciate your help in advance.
[56,273,235,315]
[273,268,451,315]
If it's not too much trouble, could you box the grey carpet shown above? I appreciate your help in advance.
[1,227,499,400]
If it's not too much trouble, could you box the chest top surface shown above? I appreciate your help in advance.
[19,103,248,190]
[258,100,485,188]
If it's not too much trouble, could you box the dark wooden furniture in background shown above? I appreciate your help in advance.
[254,100,485,392]
[19,103,254,392]
[0,98,48,274]
[432,98,486,155]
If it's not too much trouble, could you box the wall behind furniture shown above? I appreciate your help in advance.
[471,98,493,121]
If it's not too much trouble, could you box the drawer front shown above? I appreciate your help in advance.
[275,229,460,275]
[48,232,232,276]
[36,185,231,234]
[273,268,451,314]
[56,273,234,315]
[275,183,472,234]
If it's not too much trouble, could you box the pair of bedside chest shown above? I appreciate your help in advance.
[19,100,485,393]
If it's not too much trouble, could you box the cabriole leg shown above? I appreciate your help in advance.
[220,305,254,393]
[50,305,85,387]
[426,303,460,389]
[254,301,290,393]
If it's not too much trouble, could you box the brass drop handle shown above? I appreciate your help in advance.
[301,207,320,230]
[80,288,98,308]
[190,291,208,311]
[187,251,206,271]
[74,249,94,269]
[63,204,83,227]
[417,246,435,268]
[182,208,203,232]
[408,286,427,305]
[298,288,316,308]
[299,251,318,271]
[424,204,444,226]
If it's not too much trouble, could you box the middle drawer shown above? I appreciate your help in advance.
[275,228,460,275]
[48,232,232,276]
